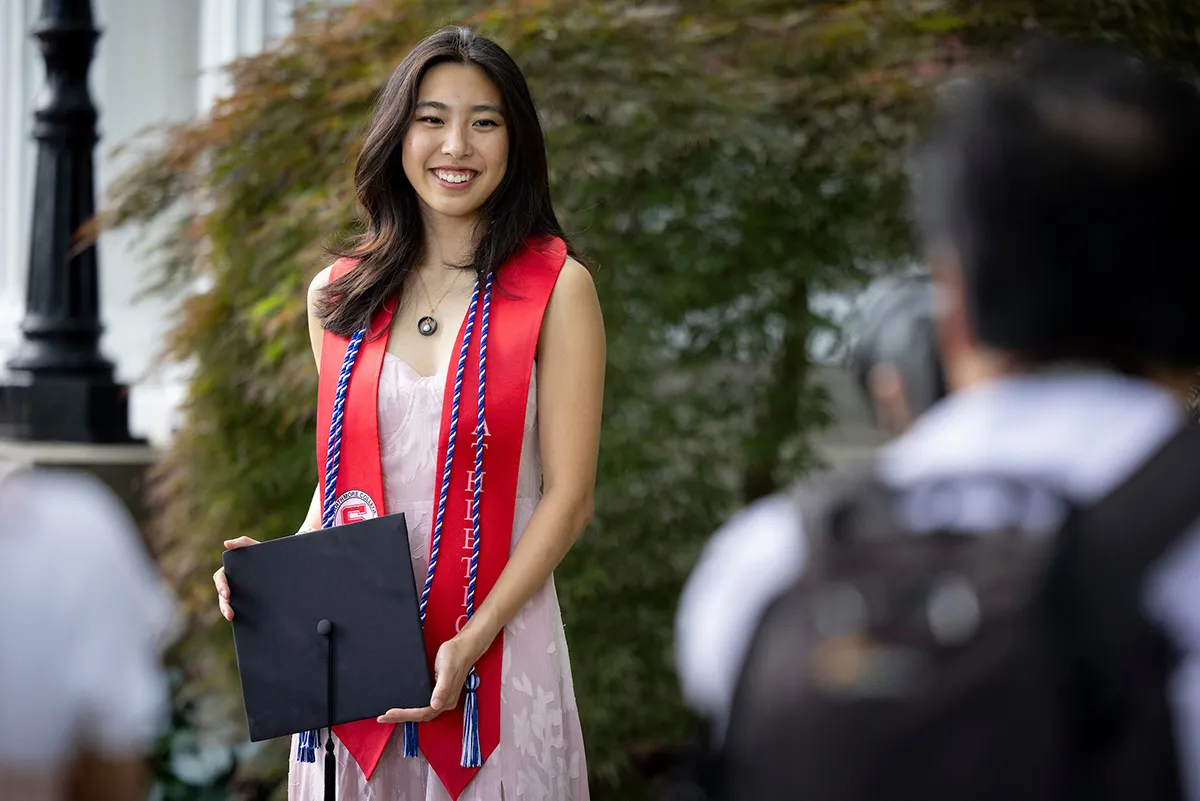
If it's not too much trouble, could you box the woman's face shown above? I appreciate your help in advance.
[402,62,509,225]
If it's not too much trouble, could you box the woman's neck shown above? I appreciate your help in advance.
[421,211,481,269]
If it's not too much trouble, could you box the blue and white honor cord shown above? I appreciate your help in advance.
[459,270,491,768]
[404,271,492,767]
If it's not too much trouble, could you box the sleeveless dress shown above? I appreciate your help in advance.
[289,353,590,801]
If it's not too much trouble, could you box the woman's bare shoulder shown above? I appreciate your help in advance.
[307,265,336,364]
[309,264,334,299]
[551,256,597,301]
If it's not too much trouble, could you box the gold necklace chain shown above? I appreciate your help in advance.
[416,269,462,315]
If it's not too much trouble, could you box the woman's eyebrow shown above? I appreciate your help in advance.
[415,100,504,115]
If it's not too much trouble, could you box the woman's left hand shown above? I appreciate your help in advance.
[377,631,489,724]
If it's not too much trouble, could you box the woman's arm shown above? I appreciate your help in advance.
[297,485,321,534]
[297,266,335,533]
[456,256,606,658]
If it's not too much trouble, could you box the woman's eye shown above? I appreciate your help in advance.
[418,116,443,125]
[474,119,499,128]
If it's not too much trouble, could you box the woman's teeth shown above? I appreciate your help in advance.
[435,170,474,184]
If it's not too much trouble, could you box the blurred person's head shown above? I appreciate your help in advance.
[848,273,947,435]
[912,38,1200,399]
[319,25,570,336]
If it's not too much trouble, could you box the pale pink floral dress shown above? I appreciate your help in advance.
[289,354,589,801]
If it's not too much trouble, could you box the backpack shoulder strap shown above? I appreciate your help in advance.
[1041,424,1200,798]
[1059,425,1200,643]
[787,465,884,551]
[1088,424,1200,563]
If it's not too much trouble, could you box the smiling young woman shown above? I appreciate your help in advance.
[211,25,603,801]
[402,65,509,231]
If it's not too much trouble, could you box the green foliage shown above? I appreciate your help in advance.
[108,0,1200,797]
[953,0,1200,66]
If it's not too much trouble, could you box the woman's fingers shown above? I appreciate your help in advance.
[214,536,255,619]
[429,672,462,712]
[214,537,257,621]
[223,536,259,549]
[214,565,233,620]
[376,707,438,724]
[213,566,229,599]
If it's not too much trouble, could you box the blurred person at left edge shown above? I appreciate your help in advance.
[0,462,176,801]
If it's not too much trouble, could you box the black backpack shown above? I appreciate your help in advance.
[705,425,1200,801]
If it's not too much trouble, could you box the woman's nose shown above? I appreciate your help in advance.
[441,125,471,158]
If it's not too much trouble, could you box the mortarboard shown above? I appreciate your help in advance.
[223,512,431,798]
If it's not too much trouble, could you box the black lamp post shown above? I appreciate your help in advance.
[0,0,139,443]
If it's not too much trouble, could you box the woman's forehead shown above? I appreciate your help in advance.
[417,63,503,110]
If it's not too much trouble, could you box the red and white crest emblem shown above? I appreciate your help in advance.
[332,489,378,526]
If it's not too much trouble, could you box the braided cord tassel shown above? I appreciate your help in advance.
[321,328,365,529]
[461,272,492,768]
[297,728,317,764]
[298,327,366,763]
[405,277,482,758]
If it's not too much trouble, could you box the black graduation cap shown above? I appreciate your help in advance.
[223,512,432,797]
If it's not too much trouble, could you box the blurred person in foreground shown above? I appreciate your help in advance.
[846,272,946,436]
[674,38,1200,801]
[0,463,175,801]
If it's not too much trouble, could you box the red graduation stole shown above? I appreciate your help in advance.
[314,237,566,799]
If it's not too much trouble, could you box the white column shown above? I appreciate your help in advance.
[266,0,298,42]
[238,0,266,56]
[0,0,41,360]
[198,0,236,113]
[198,0,300,114]
[86,0,204,442]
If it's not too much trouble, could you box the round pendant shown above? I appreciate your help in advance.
[417,316,438,337]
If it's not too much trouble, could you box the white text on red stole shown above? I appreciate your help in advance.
[457,417,492,633]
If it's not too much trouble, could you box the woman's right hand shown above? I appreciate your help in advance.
[213,536,259,621]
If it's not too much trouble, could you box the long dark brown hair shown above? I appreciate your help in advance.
[317,26,575,337]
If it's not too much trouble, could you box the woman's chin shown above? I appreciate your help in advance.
[420,197,486,223]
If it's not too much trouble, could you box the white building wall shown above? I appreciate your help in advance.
[0,0,304,444]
